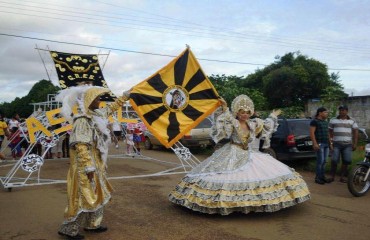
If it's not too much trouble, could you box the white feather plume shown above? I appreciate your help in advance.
[55,85,92,123]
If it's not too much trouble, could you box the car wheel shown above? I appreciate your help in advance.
[144,137,153,150]
[263,148,277,159]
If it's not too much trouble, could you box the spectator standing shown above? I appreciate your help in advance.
[19,119,29,153]
[0,114,9,160]
[133,125,143,155]
[328,105,359,183]
[309,107,332,185]
[8,114,20,130]
[0,114,9,148]
[111,119,122,149]
[125,129,134,155]
[8,127,22,159]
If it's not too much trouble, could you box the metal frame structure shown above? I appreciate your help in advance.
[0,47,202,190]
[0,98,197,191]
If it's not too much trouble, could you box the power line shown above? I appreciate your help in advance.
[1,1,370,55]
[0,32,266,65]
[2,32,370,72]
[2,9,370,60]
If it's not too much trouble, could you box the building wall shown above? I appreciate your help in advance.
[306,95,370,131]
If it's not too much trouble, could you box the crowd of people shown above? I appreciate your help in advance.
[0,113,73,160]
[0,111,145,162]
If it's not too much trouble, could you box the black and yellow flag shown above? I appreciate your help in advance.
[50,51,115,101]
[130,48,221,148]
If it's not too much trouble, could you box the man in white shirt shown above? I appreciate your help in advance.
[328,105,358,183]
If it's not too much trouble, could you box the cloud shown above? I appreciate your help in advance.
[0,0,370,105]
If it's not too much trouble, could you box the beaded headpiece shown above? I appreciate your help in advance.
[231,94,254,117]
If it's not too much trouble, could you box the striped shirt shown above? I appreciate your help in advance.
[329,117,358,144]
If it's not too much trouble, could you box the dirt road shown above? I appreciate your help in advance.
[1,147,369,240]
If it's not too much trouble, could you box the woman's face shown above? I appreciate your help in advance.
[237,109,251,121]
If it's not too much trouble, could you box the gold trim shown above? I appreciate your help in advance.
[170,188,310,208]
[176,178,307,196]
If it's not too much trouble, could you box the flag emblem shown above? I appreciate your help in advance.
[163,85,189,111]
[130,48,221,148]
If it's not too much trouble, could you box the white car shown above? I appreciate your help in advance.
[144,117,214,149]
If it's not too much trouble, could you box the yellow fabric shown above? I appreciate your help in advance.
[64,142,113,221]
[129,48,221,148]
[176,177,305,196]
[171,171,311,209]
[63,95,123,222]
[83,87,110,113]
[0,121,7,135]
[170,188,310,208]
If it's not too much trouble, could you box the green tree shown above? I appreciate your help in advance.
[242,52,346,109]
[0,80,60,118]
[209,74,268,110]
[320,85,348,118]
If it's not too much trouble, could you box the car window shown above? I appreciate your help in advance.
[194,118,212,128]
[275,122,285,135]
[288,120,310,135]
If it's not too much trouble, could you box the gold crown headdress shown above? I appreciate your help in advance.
[231,94,254,117]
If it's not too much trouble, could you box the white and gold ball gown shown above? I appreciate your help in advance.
[169,108,310,215]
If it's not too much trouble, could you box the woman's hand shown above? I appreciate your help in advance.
[219,98,228,111]
[272,109,282,117]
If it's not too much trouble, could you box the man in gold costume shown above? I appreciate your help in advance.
[56,86,129,239]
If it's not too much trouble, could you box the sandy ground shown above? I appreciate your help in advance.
[1,145,370,240]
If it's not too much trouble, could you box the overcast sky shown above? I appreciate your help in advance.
[1,0,370,104]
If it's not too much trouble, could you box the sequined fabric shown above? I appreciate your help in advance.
[169,108,310,215]
[62,96,124,223]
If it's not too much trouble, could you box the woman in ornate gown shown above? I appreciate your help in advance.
[169,94,310,215]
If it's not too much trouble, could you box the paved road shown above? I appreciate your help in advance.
[1,147,369,240]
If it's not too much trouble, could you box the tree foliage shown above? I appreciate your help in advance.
[0,80,60,118]
[242,52,346,109]
[320,85,348,118]
[209,74,268,110]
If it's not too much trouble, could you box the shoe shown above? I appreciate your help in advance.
[83,226,108,233]
[324,177,334,183]
[58,231,84,239]
[339,178,347,183]
[315,179,325,185]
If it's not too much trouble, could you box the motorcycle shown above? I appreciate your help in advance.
[347,128,370,197]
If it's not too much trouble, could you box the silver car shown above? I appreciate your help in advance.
[144,117,214,149]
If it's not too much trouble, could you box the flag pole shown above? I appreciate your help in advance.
[35,44,51,81]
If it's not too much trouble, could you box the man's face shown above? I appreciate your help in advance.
[339,109,348,118]
[89,96,100,110]
[320,111,329,119]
